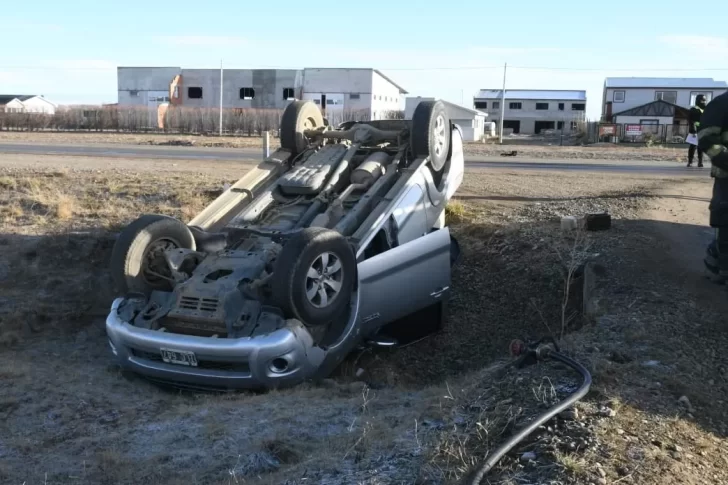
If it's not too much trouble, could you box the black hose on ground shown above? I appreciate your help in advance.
[465,345,592,485]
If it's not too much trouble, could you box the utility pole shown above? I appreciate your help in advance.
[219,59,223,137]
[499,62,507,144]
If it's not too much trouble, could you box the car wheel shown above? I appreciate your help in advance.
[110,214,196,295]
[280,100,324,154]
[272,228,356,328]
[411,100,451,174]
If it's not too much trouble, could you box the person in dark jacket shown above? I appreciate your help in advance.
[698,91,728,278]
[687,94,707,167]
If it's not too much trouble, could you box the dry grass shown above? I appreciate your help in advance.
[554,450,588,476]
[446,200,475,223]
[1,165,727,485]
[0,170,226,343]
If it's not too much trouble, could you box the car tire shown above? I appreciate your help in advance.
[271,228,356,328]
[411,100,451,174]
[110,214,196,295]
[280,100,324,154]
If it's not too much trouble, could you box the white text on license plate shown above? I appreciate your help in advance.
[160,348,198,366]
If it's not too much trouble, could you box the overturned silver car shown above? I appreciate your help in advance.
[105,99,464,390]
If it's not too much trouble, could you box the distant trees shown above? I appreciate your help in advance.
[0,105,407,135]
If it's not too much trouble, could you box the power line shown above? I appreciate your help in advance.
[1,64,728,72]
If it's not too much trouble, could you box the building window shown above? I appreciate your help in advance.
[509,102,522,110]
[654,91,677,104]
[474,101,487,109]
[536,102,549,110]
[283,88,295,100]
[129,90,139,97]
[312,99,320,105]
[571,103,585,111]
[613,90,625,103]
[240,88,255,100]
[350,93,360,100]
[326,99,341,105]
[690,91,713,105]
[492,101,500,110]
[558,103,564,111]
[570,121,578,130]
[557,121,564,129]
[188,87,203,99]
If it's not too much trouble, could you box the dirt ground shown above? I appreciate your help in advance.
[1,154,727,485]
[0,130,690,162]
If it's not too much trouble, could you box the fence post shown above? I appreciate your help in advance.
[263,131,270,159]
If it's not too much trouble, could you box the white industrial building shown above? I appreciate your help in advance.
[117,67,407,121]
[405,97,488,141]
[473,89,587,135]
[601,77,728,122]
[0,95,57,114]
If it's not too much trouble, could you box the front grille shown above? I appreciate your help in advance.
[178,296,219,313]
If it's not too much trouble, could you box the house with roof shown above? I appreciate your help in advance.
[0,95,57,115]
[405,97,488,141]
[473,89,587,135]
[601,77,728,123]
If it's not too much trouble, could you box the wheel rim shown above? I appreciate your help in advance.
[305,252,344,309]
[433,114,447,158]
[300,116,319,149]
[141,238,179,286]
[303,116,317,131]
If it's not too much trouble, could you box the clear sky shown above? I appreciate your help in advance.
[1,0,727,119]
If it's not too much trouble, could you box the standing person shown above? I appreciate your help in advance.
[698,91,728,278]
[687,94,707,167]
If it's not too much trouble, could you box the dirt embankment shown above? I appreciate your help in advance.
[1,166,727,485]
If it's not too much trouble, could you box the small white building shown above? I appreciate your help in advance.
[0,95,57,114]
[405,97,488,141]
[602,77,728,121]
[473,89,587,135]
[302,68,407,122]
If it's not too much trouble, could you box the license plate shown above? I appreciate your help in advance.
[160,348,198,367]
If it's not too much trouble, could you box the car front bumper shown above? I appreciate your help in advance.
[105,298,326,390]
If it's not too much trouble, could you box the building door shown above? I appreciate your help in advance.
[503,120,520,134]
[534,121,556,134]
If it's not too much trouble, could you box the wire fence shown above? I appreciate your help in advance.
[586,122,691,145]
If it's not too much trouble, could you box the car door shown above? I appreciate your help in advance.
[355,227,452,335]
[391,177,428,246]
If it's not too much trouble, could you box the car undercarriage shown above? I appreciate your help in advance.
[106,99,464,390]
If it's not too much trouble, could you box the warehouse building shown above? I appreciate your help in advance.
[405,97,488,141]
[473,89,587,135]
[117,67,408,121]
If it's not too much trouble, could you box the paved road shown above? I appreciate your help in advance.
[0,142,710,176]
[0,142,256,161]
